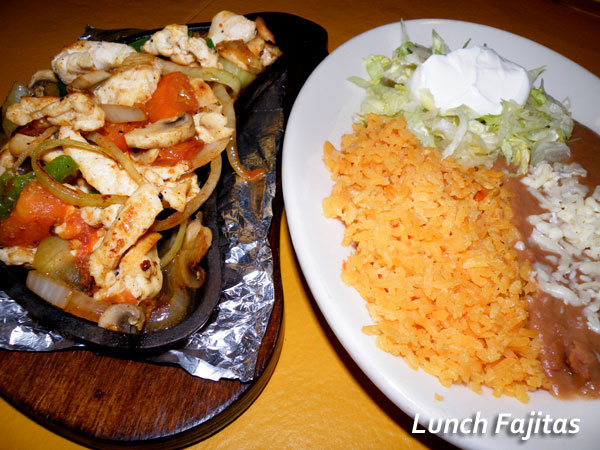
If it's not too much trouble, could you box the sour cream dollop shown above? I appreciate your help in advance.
[407,45,531,116]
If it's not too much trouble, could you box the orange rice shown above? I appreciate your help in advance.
[322,114,549,402]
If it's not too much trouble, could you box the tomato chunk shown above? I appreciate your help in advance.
[143,72,199,123]
[0,181,68,247]
[60,211,100,255]
[155,137,205,165]
[57,211,100,288]
[104,289,138,305]
[97,121,146,152]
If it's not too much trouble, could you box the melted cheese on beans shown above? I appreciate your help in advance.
[522,162,600,332]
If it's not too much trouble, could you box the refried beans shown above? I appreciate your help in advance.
[505,122,600,398]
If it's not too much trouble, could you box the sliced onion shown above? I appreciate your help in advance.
[2,82,31,137]
[100,104,147,123]
[13,125,59,168]
[159,219,188,268]
[218,57,256,89]
[144,273,189,332]
[26,270,109,323]
[31,139,129,207]
[86,132,146,185]
[190,137,228,170]
[173,218,211,289]
[212,84,266,181]
[68,70,111,92]
[65,291,108,323]
[212,83,234,126]
[151,155,222,231]
[157,59,241,97]
[26,270,71,309]
[174,252,205,289]
[224,135,266,182]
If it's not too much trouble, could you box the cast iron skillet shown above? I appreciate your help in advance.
[0,12,328,353]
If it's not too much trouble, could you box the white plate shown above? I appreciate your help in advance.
[282,19,600,450]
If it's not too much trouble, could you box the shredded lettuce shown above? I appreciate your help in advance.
[349,26,573,173]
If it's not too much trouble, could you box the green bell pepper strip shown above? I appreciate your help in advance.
[0,154,78,220]
[1,81,31,137]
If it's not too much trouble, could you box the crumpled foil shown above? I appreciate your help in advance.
[0,61,285,383]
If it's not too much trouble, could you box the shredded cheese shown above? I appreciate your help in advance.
[522,162,600,332]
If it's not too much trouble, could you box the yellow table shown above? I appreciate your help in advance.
[1,1,599,448]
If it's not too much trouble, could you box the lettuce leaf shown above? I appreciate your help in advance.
[348,26,573,173]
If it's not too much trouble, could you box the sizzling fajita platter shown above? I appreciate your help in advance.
[0,11,306,352]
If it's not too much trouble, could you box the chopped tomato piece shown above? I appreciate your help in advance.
[60,211,101,256]
[143,72,199,123]
[97,121,146,152]
[14,181,68,221]
[104,289,138,305]
[155,137,205,165]
[55,211,100,288]
[0,181,68,247]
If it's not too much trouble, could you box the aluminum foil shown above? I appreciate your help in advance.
[0,64,285,383]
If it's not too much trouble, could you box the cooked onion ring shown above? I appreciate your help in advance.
[151,155,222,231]
[212,83,266,181]
[68,70,111,92]
[219,58,256,89]
[157,59,242,97]
[13,125,59,168]
[159,219,188,268]
[99,104,147,123]
[86,132,147,185]
[31,138,130,207]
[190,137,229,170]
